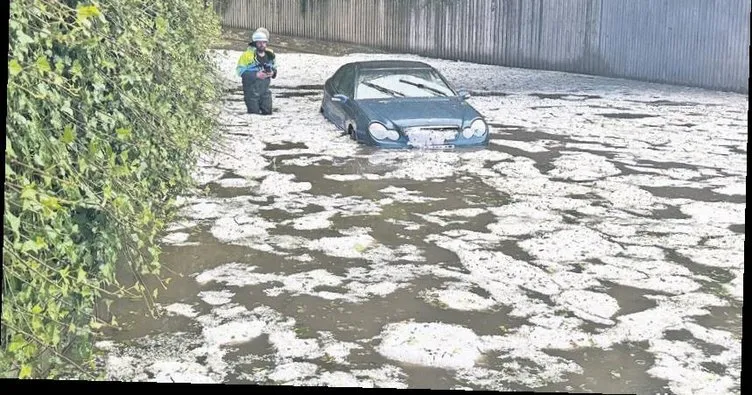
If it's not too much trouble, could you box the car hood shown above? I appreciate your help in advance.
[357,98,479,129]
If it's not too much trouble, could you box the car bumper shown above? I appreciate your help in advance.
[366,134,489,149]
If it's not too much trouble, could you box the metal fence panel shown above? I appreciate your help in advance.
[218,0,750,92]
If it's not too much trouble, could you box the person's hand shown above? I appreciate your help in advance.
[256,70,268,79]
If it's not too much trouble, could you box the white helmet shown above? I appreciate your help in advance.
[252,28,269,43]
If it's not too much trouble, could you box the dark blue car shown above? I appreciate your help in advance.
[320,60,490,149]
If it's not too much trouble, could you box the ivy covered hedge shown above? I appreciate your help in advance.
[4,0,223,378]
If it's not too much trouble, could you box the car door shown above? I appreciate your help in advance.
[329,65,356,130]
[323,67,344,125]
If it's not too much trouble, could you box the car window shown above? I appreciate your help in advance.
[354,68,455,99]
[336,66,356,97]
[329,67,344,91]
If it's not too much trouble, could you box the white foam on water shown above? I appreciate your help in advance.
[550,271,602,290]
[378,151,461,181]
[553,290,620,325]
[290,253,314,262]
[723,269,744,301]
[319,331,362,365]
[378,186,446,204]
[209,214,276,244]
[198,290,235,306]
[268,329,325,361]
[215,177,256,188]
[548,151,622,181]
[486,202,567,236]
[165,220,198,233]
[429,208,487,217]
[616,232,704,249]
[161,232,191,245]
[324,174,367,181]
[592,221,638,237]
[676,246,743,269]
[440,229,508,248]
[150,361,216,383]
[683,322,740,351]
[202,320,265,347]
[281,269,344,294]
[267,362,319,383]
[314,371,367,387]
[629,218,736,240]
[518,226,624,262]
[490,139,552,152]
[280,155,332,167]
[179,200,226,220]
[421,288,497,311]
[704,233,745,250]
[375,322,484,370]
[592,292,729,349]
[592,180,662,214]
[349,366,409,389]
[164,303,200,318]
[460,325,586,388]
[483,172,593,196]
[453,367,512,391]
[647,339,737,395]
[679,201,746,225]
[285,210,337,230]
[258,172,312,196]
[585,260,701,295]
[195,263,276,287]
[192,166,225,185]
[712,182,746,196]
[307,234,377,259]
[431,236,561,296]
[458,149,513,163]
[609,173,710,189]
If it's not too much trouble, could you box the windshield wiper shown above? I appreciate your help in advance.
[398,79,448,97]
[361,81,406,97]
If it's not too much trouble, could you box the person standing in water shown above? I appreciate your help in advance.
[236,28,278,114]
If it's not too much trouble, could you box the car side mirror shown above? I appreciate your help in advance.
[332,94,348,103]
[458,90,471,100]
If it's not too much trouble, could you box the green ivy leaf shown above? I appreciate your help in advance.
[19,364,32,379]
[40,196,61,211]
[115,128,131,140]
[76,4,101,21]
[9,59,22,76]
[35,56,51,73]
[61,125,76,144]
[8,336,27,353]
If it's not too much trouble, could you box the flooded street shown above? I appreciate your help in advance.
[95,41,745,394]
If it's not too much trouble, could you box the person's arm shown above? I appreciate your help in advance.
[236,49,261,77]
[268,49,278,79]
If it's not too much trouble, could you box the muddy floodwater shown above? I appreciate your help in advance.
[94,36,745,394]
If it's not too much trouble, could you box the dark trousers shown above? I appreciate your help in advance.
[241,71,273,114]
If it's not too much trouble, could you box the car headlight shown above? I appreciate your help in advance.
[462,119,487,138]
[368,122,399,140]
[470,119,487,136]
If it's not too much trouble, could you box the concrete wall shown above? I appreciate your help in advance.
[218,0,750,93]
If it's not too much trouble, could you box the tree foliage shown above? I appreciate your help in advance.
[3,0,223,378]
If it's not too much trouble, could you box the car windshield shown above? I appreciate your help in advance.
[354,68,456,99]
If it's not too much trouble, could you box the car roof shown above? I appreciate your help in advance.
[347,60,434,70]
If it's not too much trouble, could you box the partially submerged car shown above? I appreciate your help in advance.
[320,60,489,149]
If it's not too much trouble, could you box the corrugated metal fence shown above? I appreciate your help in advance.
[217,0,750,93]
